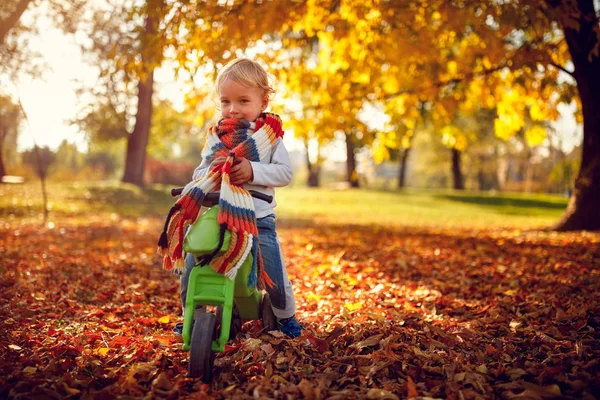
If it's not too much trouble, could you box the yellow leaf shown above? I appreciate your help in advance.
[33,292,46,301]
[306,293,321,302]
[94,347,110,356]
[158,315,170,324]
[344,301,364,311]
[345,276,359,286]
[23,366,37,374]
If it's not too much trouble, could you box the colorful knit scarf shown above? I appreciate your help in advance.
[157,112,284,290]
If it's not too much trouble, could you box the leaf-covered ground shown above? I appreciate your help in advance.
[2,212,599,399]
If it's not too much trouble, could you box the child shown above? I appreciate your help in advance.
[173,58,302,338]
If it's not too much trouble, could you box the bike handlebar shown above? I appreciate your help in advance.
[170,187,273,204]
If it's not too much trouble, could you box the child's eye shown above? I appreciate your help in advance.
[241,100,249,104]
[221,100,230,105]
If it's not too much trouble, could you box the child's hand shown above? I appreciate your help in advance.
[230,157,253,185]
[211,156,226,167]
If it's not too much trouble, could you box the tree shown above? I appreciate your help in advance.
[77,0,305,187]
[546,0,600,230]
[78,0,169,186]
[0,95,22,178]
[1,0,85,79]
[22,145,56,180]
[290,0,598,230]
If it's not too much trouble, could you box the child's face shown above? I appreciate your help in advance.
[219,79,268,122]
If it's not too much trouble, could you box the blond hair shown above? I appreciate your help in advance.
[216,58,275,99]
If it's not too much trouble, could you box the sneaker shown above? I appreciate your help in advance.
[173,322,184,335]
[278,315,303,338]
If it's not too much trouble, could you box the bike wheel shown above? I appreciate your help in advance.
[261,292,278,332]
[216,304,242,340]
[230,304,242,339]
[189,313,216,382]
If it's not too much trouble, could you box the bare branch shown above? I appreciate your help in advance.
[549,62,575,76]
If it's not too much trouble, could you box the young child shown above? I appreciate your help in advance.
[175,58,302,338]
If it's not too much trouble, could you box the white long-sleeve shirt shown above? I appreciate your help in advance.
[192,137,293,218]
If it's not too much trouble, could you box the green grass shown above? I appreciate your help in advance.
[0,181,569,229]
[275,186,568,229]
[0,181,175,221]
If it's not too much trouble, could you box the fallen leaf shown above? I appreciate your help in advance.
[367,388,399,399]
[244,338,262,351]
[344,301,364,311]
[407,376,418,398]
[94,347,110,356]
[298,379,315,399]
[351,334,383,350]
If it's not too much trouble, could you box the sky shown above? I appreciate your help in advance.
[10,7,582,158]
[11,13,95,151]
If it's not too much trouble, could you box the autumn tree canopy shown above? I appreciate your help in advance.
[67,0,598,230]
[257,0,598,230]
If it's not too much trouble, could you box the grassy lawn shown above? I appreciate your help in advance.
[0,181,174,222]
[276,186,568,229]
[0,181,569,229]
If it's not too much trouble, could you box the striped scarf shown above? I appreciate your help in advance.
[157,112,284,289]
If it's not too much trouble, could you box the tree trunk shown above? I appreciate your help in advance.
[345,132,359,188]
[0,125,6,177]
[306,151,320,187]
[122,73,154,186]
[524,147,533,193]
[553,0,600,231]
[398,147,410,188]
[33,144,49,223]
[477,155,486,191]
[451,147,464,190]
[122,10,158,187]
[0,0,33,44]
[0,154,5,178]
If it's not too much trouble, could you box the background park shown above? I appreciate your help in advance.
[1,0,599,398]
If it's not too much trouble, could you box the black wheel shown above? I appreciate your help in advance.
[230,304,242,339]
[216,305,242,340]
[189,313,216,382]
[261,293,278,332]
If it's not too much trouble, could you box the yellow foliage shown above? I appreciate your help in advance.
[529,102,547,121]
[494,88,526,140]
[401,134,412,149]
[441,125,467,150]
[524,125,547,147]
[372,137,390,164]
[447,60,458,77]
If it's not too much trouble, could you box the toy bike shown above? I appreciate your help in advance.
[170,188,278,382]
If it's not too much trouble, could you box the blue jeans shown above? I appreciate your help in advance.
[180,214,296,319]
